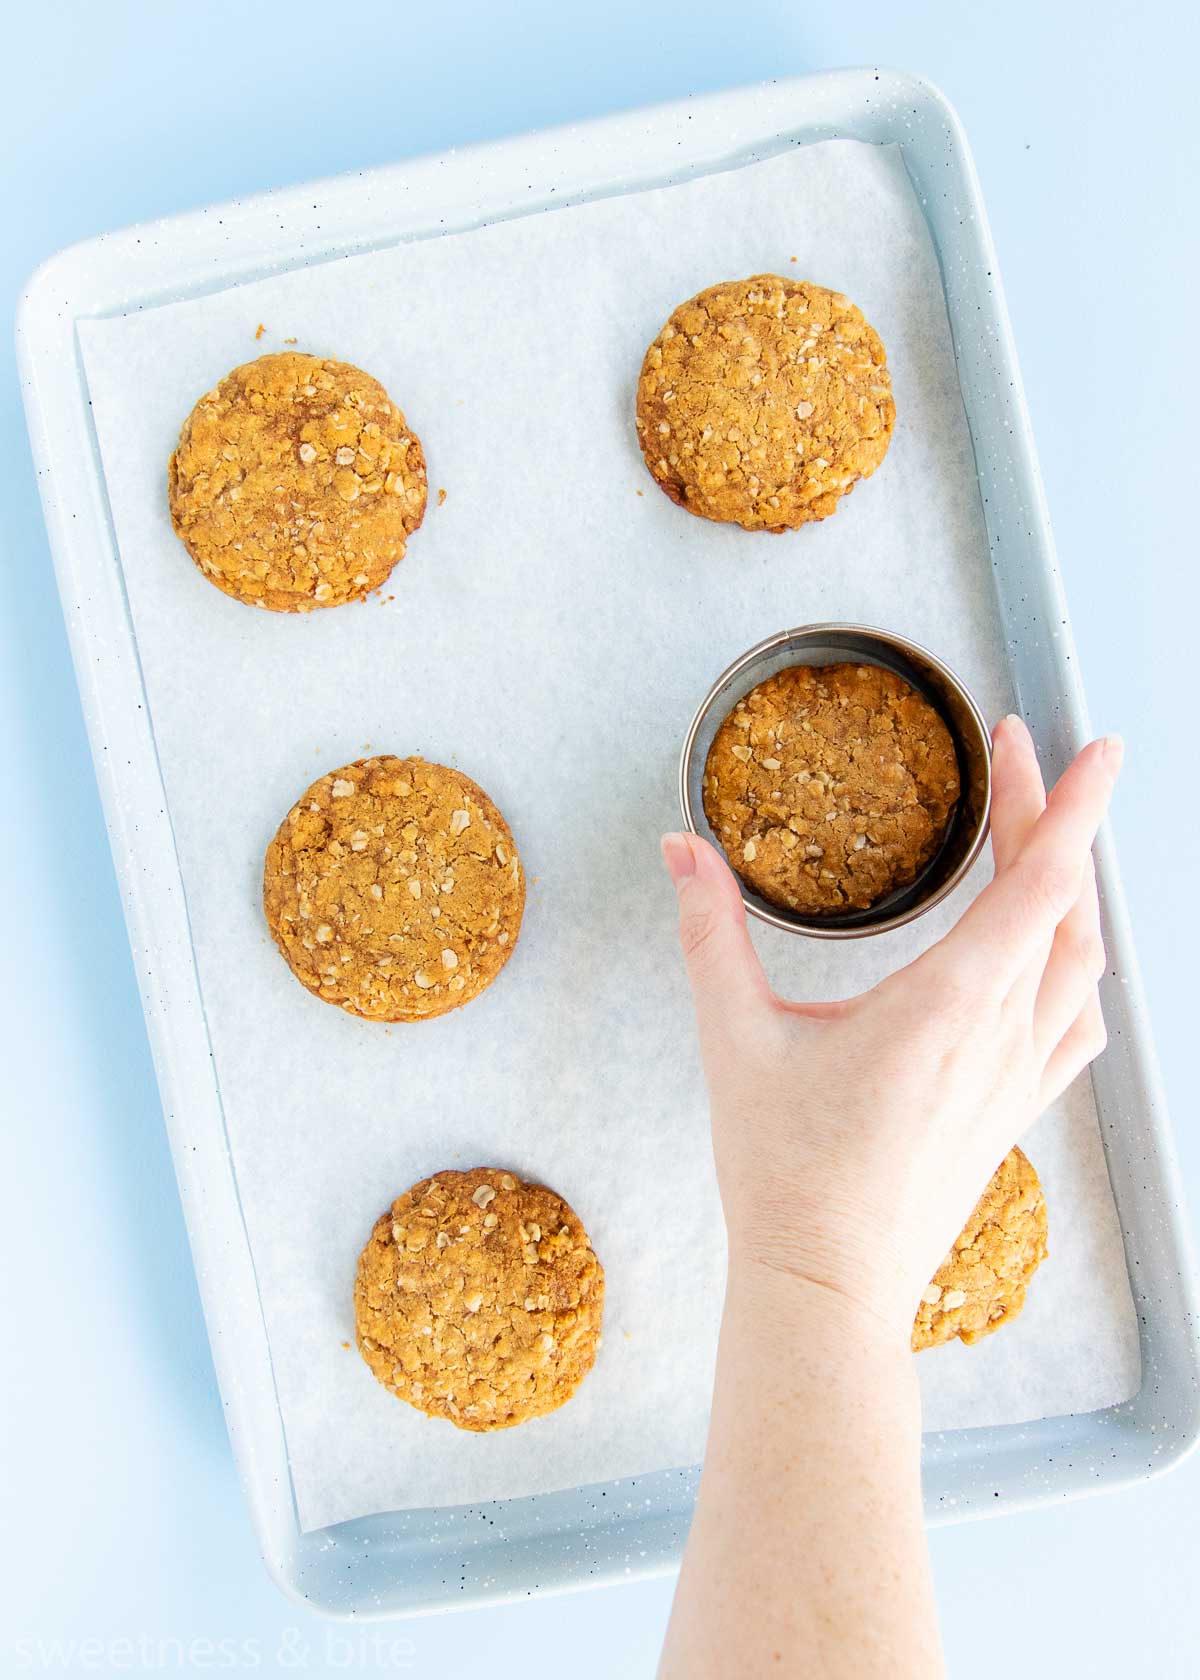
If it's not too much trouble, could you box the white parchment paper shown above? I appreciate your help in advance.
[78,139,1140,1532]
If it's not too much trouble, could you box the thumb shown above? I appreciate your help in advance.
[661,833,771,1048]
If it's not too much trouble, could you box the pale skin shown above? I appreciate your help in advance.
[657,715,1122,1680]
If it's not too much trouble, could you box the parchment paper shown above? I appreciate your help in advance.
[78,139,1140,1532]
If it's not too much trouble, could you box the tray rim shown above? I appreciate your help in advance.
[16,65,1200,1620]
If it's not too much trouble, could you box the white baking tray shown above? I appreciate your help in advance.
[18,69,1200,1618]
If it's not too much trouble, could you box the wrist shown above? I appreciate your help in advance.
[726,1254,914,1368]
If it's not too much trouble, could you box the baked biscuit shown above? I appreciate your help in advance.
[168,351,426,610]
[636,275,894,530]
[703,663,959,915]
[263,756,523,1021]
[355,1168,604,1430]
[912,1147,1048,1352]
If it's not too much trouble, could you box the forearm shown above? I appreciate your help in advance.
[660,1264,943,1680]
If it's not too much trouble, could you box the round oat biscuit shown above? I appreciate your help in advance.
[168,351,427,611]
[636,275,895,531]
[263,756,524,1022]
[912,1147,1048,1352]
[702,662,960,916]
[355,1168,604,1431]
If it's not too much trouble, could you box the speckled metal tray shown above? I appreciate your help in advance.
[18,69,1200,1619]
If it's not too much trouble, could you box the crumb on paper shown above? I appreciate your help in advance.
[341,1341,350,1350]
[790,255,797,262]
[254,322,266,340]
[636,489,644,497]
[283,336,298,345]
[437,487,447,507]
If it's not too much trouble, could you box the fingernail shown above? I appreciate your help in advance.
[661,832,697,885]
[1002,713,1031,744]
[1102,734,1124,772]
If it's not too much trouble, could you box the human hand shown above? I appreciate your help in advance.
[661,715,1122,1340]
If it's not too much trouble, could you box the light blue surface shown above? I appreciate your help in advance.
[2,2,1198,1673]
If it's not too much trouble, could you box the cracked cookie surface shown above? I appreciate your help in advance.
[168,351,426,611]
[355,1168,604,1431]
[912,1147,1048,1351]
[703,662,960,916]
[263,756,524,1022]
[636,275,894,531]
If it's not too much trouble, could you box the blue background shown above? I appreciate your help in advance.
[3,2,1198,1673]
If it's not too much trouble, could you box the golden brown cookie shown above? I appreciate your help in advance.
[635,275,895,531]
[263,756,524,1021]
[168,351,426,611]
[355,1168,604,1431]
[912,1147,1048,1351]
[703,663,960,916]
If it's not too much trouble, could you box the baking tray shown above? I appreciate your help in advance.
[18,69,1200,1618]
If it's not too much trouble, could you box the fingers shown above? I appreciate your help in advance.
[662,833,771,1048]
[940,734,1122,996]
[988,714,1046,871]
[1034,856,1106,1055]
[1039,994,1108,1107]
[985,716,1054,1012]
